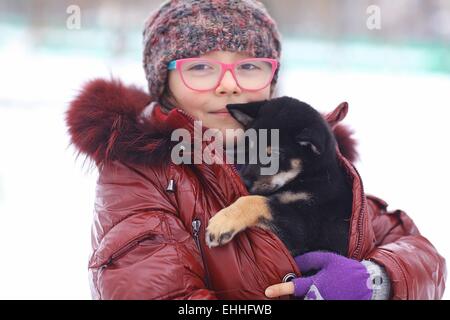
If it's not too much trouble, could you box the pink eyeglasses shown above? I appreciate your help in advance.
[167,57,278,92]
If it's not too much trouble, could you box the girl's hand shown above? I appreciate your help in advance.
[265,281,295,298]
[265,251,373,300]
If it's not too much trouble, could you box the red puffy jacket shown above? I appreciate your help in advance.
[66,79,446,300]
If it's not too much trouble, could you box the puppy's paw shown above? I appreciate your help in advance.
[205,206,245,248]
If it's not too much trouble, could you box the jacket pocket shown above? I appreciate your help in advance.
[89,211,209,299]
[97,232,158,269]
[88,211,168,270]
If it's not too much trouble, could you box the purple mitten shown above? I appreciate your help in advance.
[293,251,372,300]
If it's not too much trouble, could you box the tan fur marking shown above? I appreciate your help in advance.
[290,158,301,169]
[277,191,311,204]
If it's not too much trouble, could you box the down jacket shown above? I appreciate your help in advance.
[66,79,446,299]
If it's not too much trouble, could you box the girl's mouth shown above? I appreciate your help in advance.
[210,108,231,117]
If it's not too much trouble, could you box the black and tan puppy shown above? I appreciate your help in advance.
[205,96,353,257]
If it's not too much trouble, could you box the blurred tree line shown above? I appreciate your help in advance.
[1,0,449,43]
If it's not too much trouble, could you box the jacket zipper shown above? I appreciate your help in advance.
[192,218,212,290]
[349,162,366,260]
[99,233,155,269]
[176,110,213,290]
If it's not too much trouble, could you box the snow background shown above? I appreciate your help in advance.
[0,34,448,299]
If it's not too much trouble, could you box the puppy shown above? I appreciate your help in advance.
[205,97,353,257]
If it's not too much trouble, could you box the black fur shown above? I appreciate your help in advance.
[227,96,353,257]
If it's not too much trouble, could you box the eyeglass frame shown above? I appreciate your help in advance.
[167,57,278,92]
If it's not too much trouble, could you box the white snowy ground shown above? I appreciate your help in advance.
[0,40,449,299]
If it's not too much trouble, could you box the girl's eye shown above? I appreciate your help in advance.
[188,64,212,71]
[239,63,258,71]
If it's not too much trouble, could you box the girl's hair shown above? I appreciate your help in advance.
[159,81,177,113]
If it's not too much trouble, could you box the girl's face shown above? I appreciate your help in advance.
[167,51,272,146]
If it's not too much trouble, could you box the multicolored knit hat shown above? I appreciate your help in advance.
[142,0,282,101]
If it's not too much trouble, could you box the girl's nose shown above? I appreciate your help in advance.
[215,71,241,95]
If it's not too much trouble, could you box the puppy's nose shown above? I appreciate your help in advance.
[243,178,253,190]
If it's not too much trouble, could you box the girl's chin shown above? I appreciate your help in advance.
[204,118,243,131]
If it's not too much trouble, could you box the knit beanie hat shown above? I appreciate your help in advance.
[142,0,282,101]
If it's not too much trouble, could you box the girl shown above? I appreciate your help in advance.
[66,0,446,299]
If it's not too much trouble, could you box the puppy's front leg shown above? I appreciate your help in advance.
[205,195,272,248]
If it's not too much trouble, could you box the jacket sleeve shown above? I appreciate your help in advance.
[365,194,447,300]
[88,161,217,300]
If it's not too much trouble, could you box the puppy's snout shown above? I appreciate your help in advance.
[243,178,253,190]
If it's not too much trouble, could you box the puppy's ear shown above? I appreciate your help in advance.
[226,100,267,127]
[295,126,324,156]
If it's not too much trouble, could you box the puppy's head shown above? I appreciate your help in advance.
[227,97,337,195]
